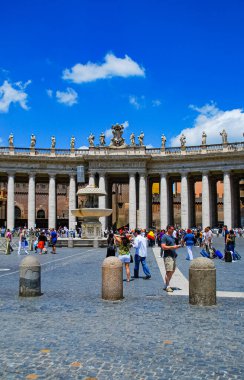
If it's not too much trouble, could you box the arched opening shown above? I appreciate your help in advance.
[37,209,45,219]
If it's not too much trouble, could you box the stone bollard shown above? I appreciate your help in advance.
[102,256,123,301]
[19,256,41,297]
[68,238,74,248]
[189,257,216,306]
[93,238,99,248]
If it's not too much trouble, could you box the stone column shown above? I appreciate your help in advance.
[28,173,36,229]
[99,172,107,232]
[232,177,240,227]
[160,173,169,229]
[181,172,189,229]
[89,172,95,187]
[48,174,56,229]
[210,178,217,228]
[188,179,195,228]
[69,174,77,231]
[129,173,136,230]
[138,173,147,229]
[7,172,15,230]
[202,171,210,228]
[223,171,233,228]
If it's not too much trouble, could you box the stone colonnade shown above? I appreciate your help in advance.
[4,169,241,230]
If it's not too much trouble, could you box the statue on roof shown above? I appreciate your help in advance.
[138,131,144,146]
[110,124,125,147]
[202,131,207,145]
[30,134,36,148]
[51,136,56,149]
[70,136,75,149]
[99,132,106,146]
[8,133,14,147]
[180,134,186,147]
[130,132,135,146]
[88,133,95,147]
[220,129,228,144]
[161,134,166,148]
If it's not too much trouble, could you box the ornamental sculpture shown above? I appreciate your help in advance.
[51,136,56,149]
[180,134,186,147]
[161,134,166,148]
[110,124,125,147]
[202,131,207,145]
[130,132,135,146]
[220,129,228,144]
[88,133,95,147]
[8,133,14,147]
[70,136,75,149]
[99,132,105,146]
[30,134,36,148]
[138,131,144,146]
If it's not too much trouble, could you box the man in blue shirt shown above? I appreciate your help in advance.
[161,225,181,292]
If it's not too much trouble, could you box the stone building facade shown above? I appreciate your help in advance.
[0,127,244,230]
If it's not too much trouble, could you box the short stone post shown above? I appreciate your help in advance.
[68,238,74,248]
[189,257,216,306]
[19,256,41,297]
[102,257,123,301]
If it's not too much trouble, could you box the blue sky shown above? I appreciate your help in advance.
[1,0,244,148]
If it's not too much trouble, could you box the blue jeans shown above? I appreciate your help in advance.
[134,254,151,277]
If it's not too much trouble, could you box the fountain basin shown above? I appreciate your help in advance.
[71,208,112,218]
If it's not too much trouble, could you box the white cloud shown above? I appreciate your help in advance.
[46,89,53,98]
[152,99,161,107]
[104,121,129,140]
[170,103,244,146]
[56,87,78,106]
[62,53,145,83]
[0,80,31,113]
[146,144,154,148]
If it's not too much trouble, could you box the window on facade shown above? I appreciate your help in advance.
[15,206,21,218]
[37,209,45,218]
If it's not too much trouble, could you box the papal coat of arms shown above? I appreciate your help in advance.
[110,124,126,147]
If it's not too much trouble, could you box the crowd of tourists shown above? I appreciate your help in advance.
[104,224,241,291]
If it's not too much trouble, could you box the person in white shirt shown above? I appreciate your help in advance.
[133,229,151,280]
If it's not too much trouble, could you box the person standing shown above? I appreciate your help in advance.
[18,229,29,255]
[133,229,151,280]
[183,229,195,260]
[114,233,131,282]
[161,225,181,292]
[5,228,13,254]
[50,228,58,254]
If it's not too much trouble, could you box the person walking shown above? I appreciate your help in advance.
[183,229,195,260]
[18,229,29,255]
[133,229,151,280]
[161,225,182,292]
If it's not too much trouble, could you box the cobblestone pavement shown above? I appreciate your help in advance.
[0,238,243,380]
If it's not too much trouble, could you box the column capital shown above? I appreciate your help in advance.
[29,172,36,178]
[202,170,209,176]
[7,170,15,177]
[49,173,56,179]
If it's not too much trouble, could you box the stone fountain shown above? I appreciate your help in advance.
[71,184,112,241]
